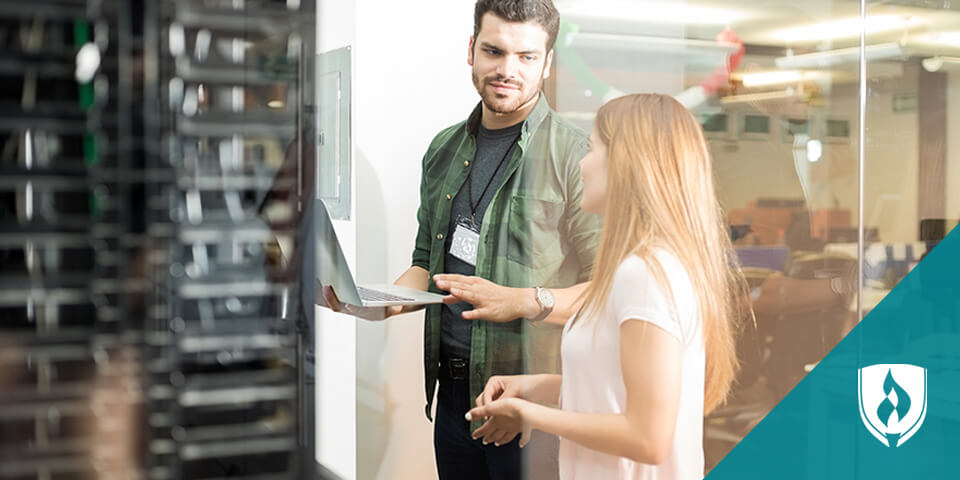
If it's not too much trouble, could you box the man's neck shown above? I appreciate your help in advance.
[480,94,539,130]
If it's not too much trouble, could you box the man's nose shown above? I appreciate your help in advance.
[496,55,521,80]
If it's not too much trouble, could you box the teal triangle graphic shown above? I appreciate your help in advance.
[707,226,960,479]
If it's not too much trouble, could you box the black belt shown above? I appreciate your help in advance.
[441,357,469,381]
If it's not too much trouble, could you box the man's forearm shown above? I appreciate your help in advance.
[516,282,590,327]
[393,265,430,314]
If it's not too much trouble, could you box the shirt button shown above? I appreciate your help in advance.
[437,233,444,240]
[463,161,470,167]
[445,194,452,200]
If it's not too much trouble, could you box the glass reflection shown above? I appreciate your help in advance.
[549,0,866,471]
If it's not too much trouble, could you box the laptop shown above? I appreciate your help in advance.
[315,201,445,309]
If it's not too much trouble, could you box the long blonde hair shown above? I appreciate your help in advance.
[575,94,749,414]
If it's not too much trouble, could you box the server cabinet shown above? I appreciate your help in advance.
[1,1,322,478]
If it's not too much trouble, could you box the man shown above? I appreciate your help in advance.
[323,1,600,478]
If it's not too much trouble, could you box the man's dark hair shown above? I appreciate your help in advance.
[473,0,560,52]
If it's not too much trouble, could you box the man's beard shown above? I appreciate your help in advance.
[472,70,542,115]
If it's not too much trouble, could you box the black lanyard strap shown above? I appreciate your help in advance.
[467,132,521,226]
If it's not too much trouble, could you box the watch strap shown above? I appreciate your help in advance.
[531,287,553,323]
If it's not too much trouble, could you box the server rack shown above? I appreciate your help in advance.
[0,2,142,478]
[1,1,321,478]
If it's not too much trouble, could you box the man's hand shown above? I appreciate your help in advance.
[433,274,539,323]
[319,285,403,320]
[319,266,431,320]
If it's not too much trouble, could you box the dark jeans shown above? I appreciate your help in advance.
[434,359,558,480]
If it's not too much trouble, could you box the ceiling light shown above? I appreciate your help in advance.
[740,71,801,87]
[770,15,920,43]
[569,32,740,55]
[806,139,823,163]
[924,32,960,47]
[922,57,943,71]
[720,89,808,105]
[775,43,906,69]
[736,71,831,87]
[922,56,960,72]
[558,0,747,26]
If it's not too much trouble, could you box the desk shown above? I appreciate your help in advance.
[735,246,790,271]
[848,287,892,315]
[825,242,927,288]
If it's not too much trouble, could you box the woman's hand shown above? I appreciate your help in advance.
[468,375,559,448]
[433,274,539,323]
[475,374,561,407]
[475,375,525,408]
[466,397,534,448]
[468,375,529,447]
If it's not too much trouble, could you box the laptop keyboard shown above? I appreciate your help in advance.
[358,286,415,303]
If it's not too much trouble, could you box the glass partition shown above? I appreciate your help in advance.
[862,0,960,319]
[550,0,864,471]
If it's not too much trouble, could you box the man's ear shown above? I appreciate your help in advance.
[542,49,554,79]
[468,36,475,66]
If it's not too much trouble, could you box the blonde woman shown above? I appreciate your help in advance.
[461,94,749,479]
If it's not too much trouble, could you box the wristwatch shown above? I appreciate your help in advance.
[531,287,555,324]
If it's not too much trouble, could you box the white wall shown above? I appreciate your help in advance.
[315,0,357,478]
[351,1,478,479]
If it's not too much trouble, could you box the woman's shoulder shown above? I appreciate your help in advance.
[616,250,686,281]
[615,250,696,304]
[612,251,698,341]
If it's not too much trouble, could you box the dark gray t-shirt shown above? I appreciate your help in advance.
[440,121,522,359]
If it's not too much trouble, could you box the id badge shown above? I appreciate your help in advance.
[450,215,481,267]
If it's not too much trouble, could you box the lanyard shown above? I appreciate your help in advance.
[467,132,521,227]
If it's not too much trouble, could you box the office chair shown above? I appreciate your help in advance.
[765,252,856,399]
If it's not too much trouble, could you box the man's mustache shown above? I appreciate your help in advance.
[485,76,522,88]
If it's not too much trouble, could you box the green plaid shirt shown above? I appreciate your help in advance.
[412,95,601,422]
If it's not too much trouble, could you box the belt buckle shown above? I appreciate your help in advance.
[447,358,468,381]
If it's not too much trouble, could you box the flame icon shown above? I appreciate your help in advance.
[859,364,927,447]
[877,369,911,428]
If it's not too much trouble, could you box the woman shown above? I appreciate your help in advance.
[463,94,749,479]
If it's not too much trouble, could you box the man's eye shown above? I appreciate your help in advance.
[523,55,536,61]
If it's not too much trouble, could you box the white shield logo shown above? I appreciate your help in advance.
[858,364,927,447]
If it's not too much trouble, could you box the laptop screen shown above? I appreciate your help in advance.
[315,200,364,305]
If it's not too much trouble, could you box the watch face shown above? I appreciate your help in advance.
[539,288,555,308]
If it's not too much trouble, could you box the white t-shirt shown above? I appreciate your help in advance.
[559,252,705,480]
